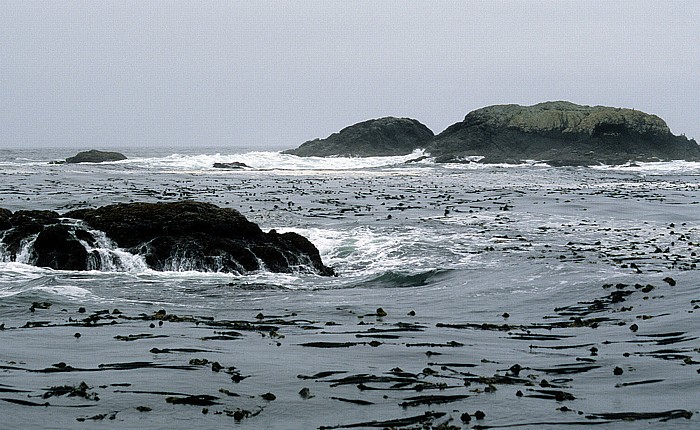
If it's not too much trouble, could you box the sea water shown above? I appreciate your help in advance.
[0,147,698,429]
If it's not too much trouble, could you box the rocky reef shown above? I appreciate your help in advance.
[429,102,700,165]
[283,117,434,157]
[0,202,333,275]
[64,149,127,163]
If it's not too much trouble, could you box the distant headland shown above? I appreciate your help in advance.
[284,102,700,166]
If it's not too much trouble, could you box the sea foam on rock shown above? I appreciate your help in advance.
[0,201,334,275]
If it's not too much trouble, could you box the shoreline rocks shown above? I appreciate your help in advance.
[0,201,334,276]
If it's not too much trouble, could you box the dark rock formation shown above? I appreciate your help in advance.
[283,103,698,165]
[65,149,127,163]
[0,208,12,230]
[283,117,434,157]
[213,162,250,169]
[1,210,61,257]
[428,102,700,166]
[0,202,333,275]
[33,224,89,271]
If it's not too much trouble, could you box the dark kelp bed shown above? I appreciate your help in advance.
[0,273,697,429]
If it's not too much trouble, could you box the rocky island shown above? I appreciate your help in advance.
[428,101,700,165]
[284,102,700,166]
[282,117,434,157]
[64,149,127,163]
[0,201,333,275]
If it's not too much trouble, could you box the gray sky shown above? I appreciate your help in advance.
[1,0,698,150]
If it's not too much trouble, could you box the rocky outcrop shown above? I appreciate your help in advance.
[428,102,700,165]
[283,102,698,165]
[32,224,89,271]
[0,202,334,275]
[213,162,250,169]
[283,117,434,157]
[65,149,127,163]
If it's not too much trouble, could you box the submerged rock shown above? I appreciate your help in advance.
[283,117,434,157]
[0,201,334,275]
[65,149,127,163]
[428,101,700,165]
[212,162,250,169]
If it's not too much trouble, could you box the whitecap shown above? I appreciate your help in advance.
[591,159,700,174]
[114,149,432,172]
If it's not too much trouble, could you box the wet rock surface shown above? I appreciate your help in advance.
[0,201,333,275]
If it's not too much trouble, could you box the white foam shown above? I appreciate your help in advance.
[590,160,700,174]
[14,234,38,265]
[80,227,149,272]
[33,284,95,299]
[277,224,483,278]
[118,149,432,172]
[0,263,49,297]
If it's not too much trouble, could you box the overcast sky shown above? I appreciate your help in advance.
[1,1,698,150]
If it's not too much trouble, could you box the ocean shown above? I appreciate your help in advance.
[0,146,699,429]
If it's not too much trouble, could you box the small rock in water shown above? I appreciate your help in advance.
[663,277,676,286]
[30,302,51,312]
[474,410,486,420]
[299,387,313,399]
[261,392,276,401]
[629,324,639,332]
[614,366,624,375]
[376,308,387,317]
[460,412,471,423]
